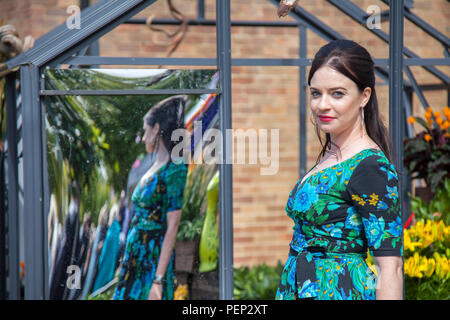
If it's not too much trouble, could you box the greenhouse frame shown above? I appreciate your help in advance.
[1,0,449,299]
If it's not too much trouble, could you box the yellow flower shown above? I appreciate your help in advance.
[368,193,378,206]
[424,133,432,142]
[174,284,188,300]
[407,116,415,124]
[424,258,436,277]
[352,194,365,205]
[404,229,422,251]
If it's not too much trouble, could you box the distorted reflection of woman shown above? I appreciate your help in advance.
[113,95,188,300]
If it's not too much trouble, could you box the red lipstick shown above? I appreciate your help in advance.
[318,115,335,122]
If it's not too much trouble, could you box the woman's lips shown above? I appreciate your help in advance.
[318,115,335,122]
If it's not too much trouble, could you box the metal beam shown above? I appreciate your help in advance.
[197,0,205,20]
[61,56,449,67]
[39,89,220,96]
[5,73,20,300]
[20,65,45,299]
[388,0,405,299]
[299,24,307,178]
[125,18,300,28]
[216,0,233,300]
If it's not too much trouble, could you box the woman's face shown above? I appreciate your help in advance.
[309,65,371,137]
[142,121,159,153]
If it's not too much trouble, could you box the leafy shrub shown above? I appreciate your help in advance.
[234,261,284,300]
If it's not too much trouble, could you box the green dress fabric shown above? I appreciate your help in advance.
[276,148,403,300]
[113,158,187,300]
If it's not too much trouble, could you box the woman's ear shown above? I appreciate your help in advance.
[152,122,160,135]
[361,87,372,108]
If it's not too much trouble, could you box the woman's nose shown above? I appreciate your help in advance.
[317,94,331,111]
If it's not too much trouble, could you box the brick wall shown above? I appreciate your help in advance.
[1,0,448,267]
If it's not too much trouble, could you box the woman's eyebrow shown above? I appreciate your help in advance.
[309,87,347,91]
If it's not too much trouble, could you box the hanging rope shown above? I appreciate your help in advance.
[145,0,188,68]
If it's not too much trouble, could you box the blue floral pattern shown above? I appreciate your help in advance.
[276,149,403,300]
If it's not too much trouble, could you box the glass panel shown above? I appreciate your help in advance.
[44,69,218,91]
[45,69,220,300]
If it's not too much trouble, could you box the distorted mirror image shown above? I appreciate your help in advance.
[44,69,220,300]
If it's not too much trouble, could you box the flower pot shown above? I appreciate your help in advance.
[190,270,219,300]
[175,239,199,273]
[414,186,434,204]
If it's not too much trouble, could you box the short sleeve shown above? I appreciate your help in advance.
[346,154,403,257]
[165,160,188,213]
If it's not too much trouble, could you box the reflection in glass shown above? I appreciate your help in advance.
[45,69,220,300]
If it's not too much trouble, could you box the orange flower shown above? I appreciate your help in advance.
[424,111,432,120]
[436,117,443,125]
[426,107,433,113]
[434,111,441,118]
[408,116,415,124]
[441,121,450,131]
[444,107,450,121]
[424,133,432,142]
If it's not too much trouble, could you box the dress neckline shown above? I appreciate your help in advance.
[139,161,170,189]
[299,148,382,186]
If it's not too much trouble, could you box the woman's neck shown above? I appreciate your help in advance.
[329,123,369,159]
[152,142,170,165]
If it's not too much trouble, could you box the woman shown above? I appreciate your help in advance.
[276,40,403,300]
[113,95,188,300]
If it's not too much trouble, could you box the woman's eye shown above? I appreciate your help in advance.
[333,91,344,97]
[310,91,320,98]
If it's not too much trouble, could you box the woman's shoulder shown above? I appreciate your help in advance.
[350,148,398,183]
[165,158,188,178]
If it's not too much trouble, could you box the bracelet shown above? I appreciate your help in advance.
[153,274,164,285]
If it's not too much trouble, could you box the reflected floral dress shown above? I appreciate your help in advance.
[113,159,187,300]
[276,149,403,300]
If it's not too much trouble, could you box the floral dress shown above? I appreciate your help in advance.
[113,158,187,300]
[276,148,403,300]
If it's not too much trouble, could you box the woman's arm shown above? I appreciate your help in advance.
[148,209,182,300]
[373,256,403,300]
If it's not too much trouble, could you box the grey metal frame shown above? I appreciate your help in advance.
[5,73,20,300]
[2,0,449,300]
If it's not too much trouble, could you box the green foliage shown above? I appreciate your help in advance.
[178,165,216,241]
[405,276,450,300]
[404,117,450,192]
[234,261,284,300]
[410,178,450,225]
[176,212,205,241]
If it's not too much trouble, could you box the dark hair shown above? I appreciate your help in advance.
[307,39,394,164]
[144,95,187,156]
